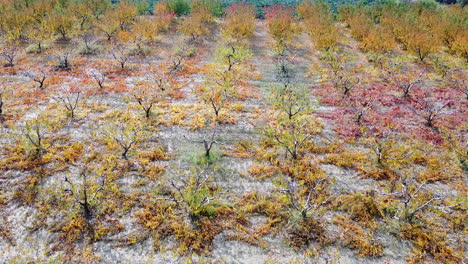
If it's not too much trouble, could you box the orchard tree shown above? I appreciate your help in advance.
[319,50,361,98]
[153,1,176,33]
[116,20,155,56]
[23,118,56,159]
[197,63,241,120]
[30,150,128,254]
[96,9,120,41]
[0,4,31,43]
[361,26,397,64]
[111,44,132,70]
[0,39,20,67]
[178,14,210,42]
[112,0,138,31]
[362,131,401,168]
[446,68,467,99]
[215,43,253,72]
[54,86,82,119]
[346,10,372,42]
[342,7,397,62]
[440,6,467,59]
[190,0,215,23]
[305,20,338,51]
[408,30,441,62]
[89,69,107,90]
[391,16,441,62]
[383,61,425,98]
[55,48,75,71]
[49,8,77,40]
[299,1,338,51]
[145,62,175,92]
[296,0,331,20]
[68,3,98,54]
[25,67,49,90]
[197,83,228,120]
[442,128,468,171]
[378,175,450,223]
[352,98,377,124]
[178,1,214,41]
[268,84,314,121]
[279,160,331,218]
[53,155,126,247]
[23,0,57,53]
[169,42,196,73]
[131,80,163,119]
[166,167,224,222]
[64,165,105,220]
[275,55,296,88]
[87,0,112,19]
[222,2,256,41]
[264,5,299,56]
[266,115,322,160]
[78,29,99,55]
[0,81,7,121]
[69,0,94,31]
[0,90,3,121]
[411,98,454,128]
[27,0,54,25]
[101,119,147,160]
[27,16,55,53]
[131,16,159,52]
[184,129,225,159]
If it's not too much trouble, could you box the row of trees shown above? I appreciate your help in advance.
[0,0,176,58]
[246,3,466,262]
[1,0,465,66]
[0,2,259,261]
[0,1,465,262]
[240,44,465,263]
[340,1,467,61]
[298,0,339,51]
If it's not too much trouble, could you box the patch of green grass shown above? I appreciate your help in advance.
[79,44,100,55]
[185,151,221,165]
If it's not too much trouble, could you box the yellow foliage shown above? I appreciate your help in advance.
[335,192,383,225]
[347,12,372,42]
[140,164,166,181]
[190,0,214,23]
[222,3,256,40]
[113,0,138,31]
[401,225,462,264]
[265,7,299,55]
[248,163,276,179]
[135,199,258,254]
[178,13,210,40]
[223,140,255,158]
[188,113,207,130]
[60,216,88,244]
[138,147,170,162]
[231,103,245,112]
[323,150,367,169]
[133,16,159,42]
[334,217,383,257]
[60,142,85,163]
[0,217,14,246]
[361,26,396,54]
[287,218,328,250]
[300,1,338,51]
[154,1,171,16]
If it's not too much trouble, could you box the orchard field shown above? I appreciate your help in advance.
[0,0,466,263]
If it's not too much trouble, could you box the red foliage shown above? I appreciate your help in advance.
[314,78,466,145]
[263,5,295,20]
[226,2,255,15]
